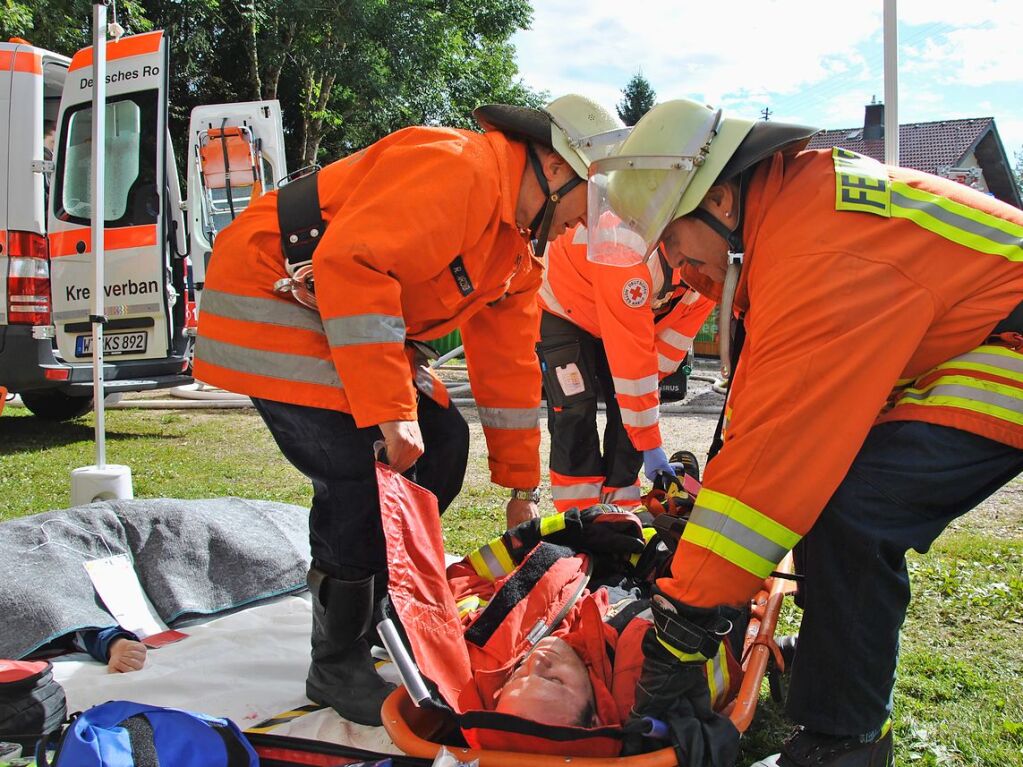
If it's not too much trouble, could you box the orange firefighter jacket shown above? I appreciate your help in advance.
[539,225,716,451]
[194,126,543,488]
[662,147,1023,608]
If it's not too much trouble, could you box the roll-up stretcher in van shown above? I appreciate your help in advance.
[186,101,286,295]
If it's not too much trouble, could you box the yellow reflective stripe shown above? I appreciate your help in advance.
[891,182,1023,262]
[892,374,1023,426]
[629,526,659,567]
[833,148,891,215]
[656,635,706,663]
[540,513,567,536]
[928,345,1023,382]
[457,595,482,616]
[704,644,730,709]
[467,538,516,581]
[684,489,801,580]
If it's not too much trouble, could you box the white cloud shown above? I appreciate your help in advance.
[512,1,1023,160]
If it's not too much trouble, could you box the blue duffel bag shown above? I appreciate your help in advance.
[37,699,258,766]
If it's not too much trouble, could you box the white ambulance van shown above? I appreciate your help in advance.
[0,32,285,420]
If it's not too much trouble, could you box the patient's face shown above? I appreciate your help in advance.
[494,636,595,727]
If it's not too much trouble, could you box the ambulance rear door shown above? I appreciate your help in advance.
[186,100,287,297]
[47,30,176,365]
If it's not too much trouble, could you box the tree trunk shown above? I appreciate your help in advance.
[262,19,296,100]
[304,71,336,166]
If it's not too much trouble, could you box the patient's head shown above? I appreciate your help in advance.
[494,636,596,727]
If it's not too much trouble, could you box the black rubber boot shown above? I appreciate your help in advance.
[305,568,396,726]
[759,724,894,767]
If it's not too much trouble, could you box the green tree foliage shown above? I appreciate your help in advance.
[617,72,656,126]
[6,0,543,168]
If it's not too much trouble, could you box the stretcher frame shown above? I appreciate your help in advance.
[193,120,264,239]
[381,554,796,767]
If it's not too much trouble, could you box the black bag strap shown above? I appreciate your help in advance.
[276,171,325,271]
[119,714,160,767]
[210,721,255,767]
[708,316,746,461]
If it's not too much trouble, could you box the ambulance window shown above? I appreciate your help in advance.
[55,90,158,227]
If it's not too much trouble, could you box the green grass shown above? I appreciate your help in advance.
[2,404,1021,766]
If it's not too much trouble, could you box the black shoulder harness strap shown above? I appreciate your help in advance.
[277,170,325,270]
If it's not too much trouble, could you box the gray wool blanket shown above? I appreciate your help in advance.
[0,497,310,659]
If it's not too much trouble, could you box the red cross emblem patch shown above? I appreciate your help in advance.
[622,277,650,308]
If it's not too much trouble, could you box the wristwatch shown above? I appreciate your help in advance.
[510,487,541,504]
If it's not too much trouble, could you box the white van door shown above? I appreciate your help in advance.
[185,100,287,296]
[47,30,175,364]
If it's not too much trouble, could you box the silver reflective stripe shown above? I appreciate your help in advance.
[708,649,728,706]
[658,353,678,374]
[415,368,436,398]
[538,280,570,318]
[621,405,659,428]
[892,189,1023,251]
[898,381,1023,414]
[478,406,539,430]
[51,303,163,322]
[612,374,658,397]
[480,545,510,578]
[552,482,603,501]
[324,313,405,347]
[688,505,789,567]
[202,288,324,333]
[195,336,342,387]
[657,328,693,351]
[602,486,641,502]
[952,349,1023,375]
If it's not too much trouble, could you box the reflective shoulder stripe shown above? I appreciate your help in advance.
[832,148,1023,262]
[684,489,801,580]
[202,288,325,334]
[621,405,659,428]
[656,635,706,663]
[705,644,730,709]
[195,336,342,388]
[612,374,659,397]
[324,314,405,347]
[892,183,1023,262]
[478,406,539,430]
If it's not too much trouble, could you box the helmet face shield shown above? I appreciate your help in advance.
[586,155,699,266]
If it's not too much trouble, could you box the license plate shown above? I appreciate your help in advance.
[75,331,148,357]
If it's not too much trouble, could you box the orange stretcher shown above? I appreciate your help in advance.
[194,120,264,239]
[381,554,797,767]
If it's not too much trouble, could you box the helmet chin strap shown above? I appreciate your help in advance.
[526,144,583,250]
[686,205,746,381]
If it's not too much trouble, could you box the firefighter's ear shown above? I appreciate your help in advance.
[537,143,573,185]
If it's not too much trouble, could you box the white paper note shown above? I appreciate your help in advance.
[83,554,167,639]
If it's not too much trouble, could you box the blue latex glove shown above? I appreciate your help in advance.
[642,447,675,482]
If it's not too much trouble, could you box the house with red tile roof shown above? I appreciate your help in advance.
[806,102,1022,209]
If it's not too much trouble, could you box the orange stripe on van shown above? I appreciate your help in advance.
[0,50,42,74]
[48,224,158,257]
[68,31,163,73]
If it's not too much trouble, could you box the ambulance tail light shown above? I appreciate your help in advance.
[7,231,51,325]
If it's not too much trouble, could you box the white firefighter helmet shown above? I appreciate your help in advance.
[473,94,629,179]
[587,98,815,265]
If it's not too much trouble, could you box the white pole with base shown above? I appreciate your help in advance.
[71,0,134,507]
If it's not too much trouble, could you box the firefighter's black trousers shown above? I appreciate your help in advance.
[538,311,643,492]
[787,420,1023,737]
[251,395,469,579]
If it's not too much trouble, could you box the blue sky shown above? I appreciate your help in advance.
[511,1,1023,164]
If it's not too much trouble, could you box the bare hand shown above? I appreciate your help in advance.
[506,498,539,529]
[108,638,147,673]
[378,420,424,473]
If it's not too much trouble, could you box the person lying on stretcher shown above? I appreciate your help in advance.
[427,469,747,764]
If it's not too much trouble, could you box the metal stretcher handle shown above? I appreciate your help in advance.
[378,618,433,707]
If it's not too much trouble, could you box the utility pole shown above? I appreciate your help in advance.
[760,107,773,121]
